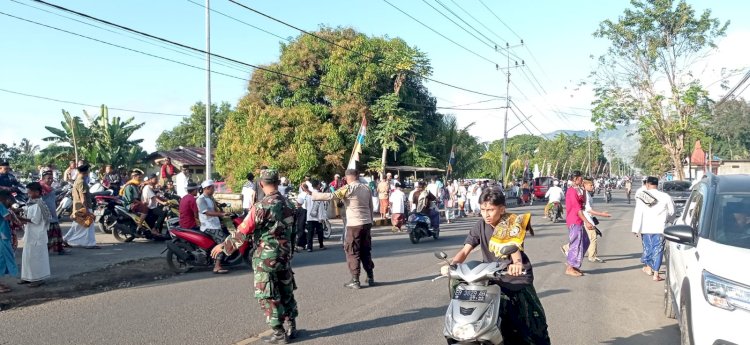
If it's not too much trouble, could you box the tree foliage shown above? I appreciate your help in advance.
[591,0,728,180]
[215,26,472,188]
[41,105,148,170]
[156,102,234,151]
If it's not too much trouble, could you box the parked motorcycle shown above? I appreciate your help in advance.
[434,247,524,345]
[55,179,112,219]
[546,201,563,223]
[103,200,178,242]
[165,212,254,273]
[93,195,124,234]
[406,213,439,244]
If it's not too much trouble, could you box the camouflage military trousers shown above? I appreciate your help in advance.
[253,260,298,328]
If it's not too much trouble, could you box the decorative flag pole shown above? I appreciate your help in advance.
[447,145,456,178]
[347,116,368,170]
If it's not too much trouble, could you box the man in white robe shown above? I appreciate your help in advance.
[20,182,51,286]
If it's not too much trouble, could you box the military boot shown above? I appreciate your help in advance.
[286,319,298,339]
[262,327,288,344]
[344,276,361,289]
[365,270,376,287]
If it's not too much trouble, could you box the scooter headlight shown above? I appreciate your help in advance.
[452,324,476,340]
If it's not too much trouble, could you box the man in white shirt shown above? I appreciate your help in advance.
[544,180,565,220]
[241,172,256,211]
[142,174,169,237]
[174,169,191,198]
[632,176,674,281]
[388,182,406,232]
[197,180,231,273]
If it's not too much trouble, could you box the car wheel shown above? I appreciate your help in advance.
[679,292,694,345]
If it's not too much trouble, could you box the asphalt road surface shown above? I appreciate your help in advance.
[0,190,678,344]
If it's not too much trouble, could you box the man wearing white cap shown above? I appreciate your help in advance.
[544,180,565,221]
[197,180,231,273]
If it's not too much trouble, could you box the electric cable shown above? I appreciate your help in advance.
[478,0,523,41]
[0,87,189,117]
[9,0,256,76]
[226,0,505,99]
[380,0,499,66]
[0,11,248,81]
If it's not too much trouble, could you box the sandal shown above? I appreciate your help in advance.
[213,268,229,274]
[0,285,11,293]
[62,241,72,248]
[642,266,653,276]
[17,280,29,285]
[28,281,45,288]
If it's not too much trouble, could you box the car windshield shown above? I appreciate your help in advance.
[661,181,691,192]
[710,193,750,250]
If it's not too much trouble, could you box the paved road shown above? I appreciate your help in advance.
[0,190,678,344]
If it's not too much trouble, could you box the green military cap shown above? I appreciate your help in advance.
[259,169,280,183]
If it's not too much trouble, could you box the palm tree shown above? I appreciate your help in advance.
[42,110,91,162]
[85,105,145,169]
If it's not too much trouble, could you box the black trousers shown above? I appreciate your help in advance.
[344,223,374,277]
[145,207,166,233]
[306,221,324,249]
[294,210,307,248]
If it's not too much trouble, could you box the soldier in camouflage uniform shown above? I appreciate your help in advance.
[211,169,298,344]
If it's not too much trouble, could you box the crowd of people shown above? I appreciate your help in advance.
[1,153,679,344]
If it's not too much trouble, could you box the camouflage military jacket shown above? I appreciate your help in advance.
[222,190,296,269]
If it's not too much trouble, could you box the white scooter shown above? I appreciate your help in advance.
[434,246,523,345]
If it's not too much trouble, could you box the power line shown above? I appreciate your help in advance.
[0,10,248,81]
[510,100,549,139]
[380,0,499,66]
[434,0,523,62]
[185,0,291,43]
[9,0,256,76]
[226,0,505,99]
[447,98,504,108]
[16,1,489,112]
[446,0,508,44]
[0,87,189,117]
[478,0,523,41]
[420,0,494,51]
[508,106,536,136]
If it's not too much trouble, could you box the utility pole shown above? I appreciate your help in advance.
[497,41,524,184]
[204,0,212,179]
[587,131,592,176]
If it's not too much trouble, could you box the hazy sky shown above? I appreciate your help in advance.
[1,0,748,153]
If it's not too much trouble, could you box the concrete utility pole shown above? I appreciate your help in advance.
[204,0,212,179]
[498,41,524,184]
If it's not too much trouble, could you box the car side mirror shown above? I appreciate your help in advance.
[663,225,695,246]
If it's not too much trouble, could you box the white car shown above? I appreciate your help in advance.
[663,174,750,345]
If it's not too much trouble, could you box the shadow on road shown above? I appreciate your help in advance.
[599,324,680,345]
[537,288,570,299]
[372,275,435,287]
[584,264,643,275]
[303,306,445,340]
[599,253,641,262]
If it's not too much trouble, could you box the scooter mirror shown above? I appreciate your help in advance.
[434,251,448,260]
[499,245,519,256]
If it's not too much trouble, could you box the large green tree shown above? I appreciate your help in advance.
[591,0,728,180]
[216,27,445,188]
[156,102,234,151]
